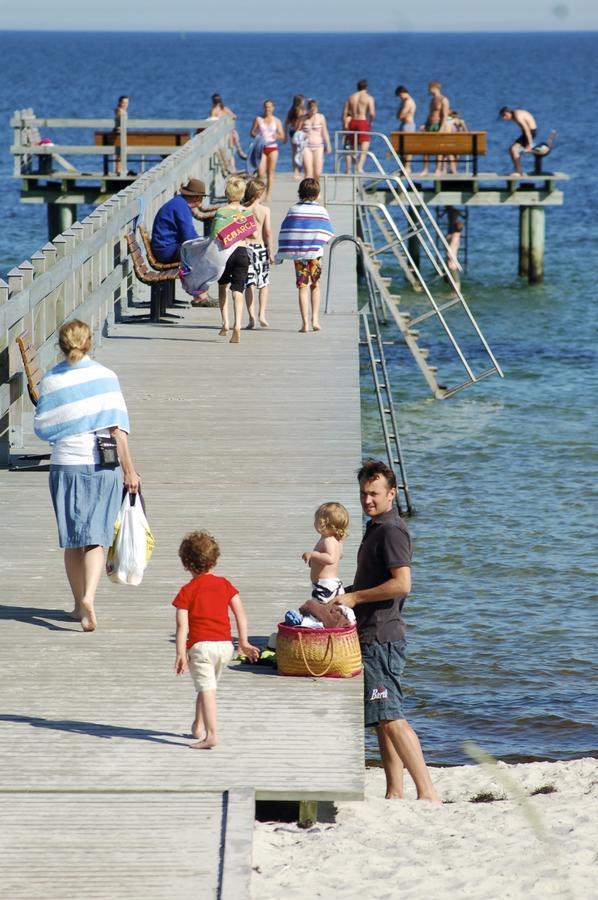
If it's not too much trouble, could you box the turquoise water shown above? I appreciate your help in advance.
[1,31,596,764]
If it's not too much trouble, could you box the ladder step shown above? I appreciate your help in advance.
[428,366,438,372]
[398,312,411,320]
[407,329,420,337]
[419,348,429,359]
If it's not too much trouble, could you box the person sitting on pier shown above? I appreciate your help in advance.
[150,178,207,264]
[499,107,538,176]
[173,530,260,750]
[300,502,355,625]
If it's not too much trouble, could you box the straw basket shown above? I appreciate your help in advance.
[276,622,362,678]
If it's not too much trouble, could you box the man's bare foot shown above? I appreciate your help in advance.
[299,325,309,333]
[67,609,83,621]
[230,329,241,344]
[312,322,321,332]
[510,171,523,177]
[80,599,97,633]
[418,791,443,806]
[258,318,270,328]
[190,736,218,750]
[417,169,429,176]
[218,326,228,336]
[245,317,256,330]
[385,791,403,800]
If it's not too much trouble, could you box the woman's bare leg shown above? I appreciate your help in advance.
[265,151,278,201]
[64,548,85,619]
[258,285,270,327]
[303,148,314,178]
[190,690,218,749]
[313,147,324,179]
[218,284,229,335]
[78,544,104,632]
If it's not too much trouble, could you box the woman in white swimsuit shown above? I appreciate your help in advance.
[301,99,332,180]
[250,100,284,201]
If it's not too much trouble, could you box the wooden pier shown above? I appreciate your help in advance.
[0,149,364,895]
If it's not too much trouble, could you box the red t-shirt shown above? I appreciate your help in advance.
[172,573,238,648]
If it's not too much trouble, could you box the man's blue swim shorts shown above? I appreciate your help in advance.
[362,640,407,727]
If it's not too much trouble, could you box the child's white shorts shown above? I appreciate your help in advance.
[187,641,234,692]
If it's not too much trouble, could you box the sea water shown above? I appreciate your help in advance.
[0,31,596,764]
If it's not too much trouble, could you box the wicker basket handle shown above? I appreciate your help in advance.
[298,632,335,677]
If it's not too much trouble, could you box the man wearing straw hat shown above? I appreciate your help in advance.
[150,178,208,264]
[336,458,442,805]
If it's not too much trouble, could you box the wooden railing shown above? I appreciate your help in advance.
[0,115,233,465]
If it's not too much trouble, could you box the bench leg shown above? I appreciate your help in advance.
[150,284,163,323]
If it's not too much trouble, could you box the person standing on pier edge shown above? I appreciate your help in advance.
[150,178,207,264]
[342,79,376,174]
[33,320,139,633]
[499,107,538,176]
[301,99,332,180]
[335,459,441,804]
[113,95,128,175]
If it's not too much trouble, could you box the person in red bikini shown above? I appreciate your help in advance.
[341,78,376,174]
[250,99,284,201]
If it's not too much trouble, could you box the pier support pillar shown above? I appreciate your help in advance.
[408,233,420,271]
[529,206,545,284]
[518,207,530,277]
[298,801,318,828]
[47,203,77,242]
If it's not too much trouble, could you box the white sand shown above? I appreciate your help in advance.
[252,758,597,900]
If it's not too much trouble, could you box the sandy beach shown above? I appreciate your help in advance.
[252,757,597,899]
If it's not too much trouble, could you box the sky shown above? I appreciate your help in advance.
[2,0,597,31]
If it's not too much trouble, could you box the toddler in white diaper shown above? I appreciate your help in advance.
[301,502,355,625]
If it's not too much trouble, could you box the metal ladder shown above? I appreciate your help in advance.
[325,234,413,514]
[323,140,504,398]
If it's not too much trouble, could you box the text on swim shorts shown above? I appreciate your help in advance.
[370,686,389,701]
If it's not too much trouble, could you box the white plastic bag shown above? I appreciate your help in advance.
[106,492,155,586]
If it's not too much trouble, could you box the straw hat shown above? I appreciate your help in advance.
[180,178,207,197]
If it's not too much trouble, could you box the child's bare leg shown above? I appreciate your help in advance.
[245,286,256,328]
[258,285,269,327]
[310,284,321,331]
[298,286,310,332]
[191,693,205,740]
[190,690,218,749]
[230,289,243,343]
[218,284,229,335]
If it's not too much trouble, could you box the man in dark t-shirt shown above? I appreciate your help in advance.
[337,458,441,804]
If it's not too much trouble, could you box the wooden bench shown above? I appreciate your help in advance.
[16,331,42,405]
[95,130,196,174]
[391,131,487,174]
[125,232,179,323]
[137,224,179,271]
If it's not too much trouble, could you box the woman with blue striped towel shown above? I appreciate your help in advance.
[34,320,139,632]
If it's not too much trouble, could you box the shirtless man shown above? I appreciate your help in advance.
[342,78,376,174]
[395,85,416,174]
[499,107,538,176]
[419,80,450,176]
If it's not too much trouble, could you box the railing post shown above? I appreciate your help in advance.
[0,279,10,466]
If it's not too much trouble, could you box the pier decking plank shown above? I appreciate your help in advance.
[0,175,364,896]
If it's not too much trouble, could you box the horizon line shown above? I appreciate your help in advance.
[1,27,597,34]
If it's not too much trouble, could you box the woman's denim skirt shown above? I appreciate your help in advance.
[49,464,123,548]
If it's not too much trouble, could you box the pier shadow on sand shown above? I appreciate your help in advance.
[0,714,188,747]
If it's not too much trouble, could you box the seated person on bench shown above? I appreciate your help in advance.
[150,178,207,264]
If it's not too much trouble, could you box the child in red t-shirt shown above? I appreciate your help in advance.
[173,530,259,749]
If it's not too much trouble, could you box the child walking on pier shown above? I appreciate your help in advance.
[276,177,334,333]
[173,530,259,749]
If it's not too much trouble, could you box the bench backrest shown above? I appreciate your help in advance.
[137,224,176,270]
[94,130,192,147]
[391,131,487,155]
[16,331,41,406]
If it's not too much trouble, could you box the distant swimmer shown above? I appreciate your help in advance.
[419,80,450,176]
[395,85,416,174]
[342,78,376,173]
[499,107,538,176]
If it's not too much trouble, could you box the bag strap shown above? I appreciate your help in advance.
[298,632,334,677]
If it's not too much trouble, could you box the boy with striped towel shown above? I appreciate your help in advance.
[275,178,334,333]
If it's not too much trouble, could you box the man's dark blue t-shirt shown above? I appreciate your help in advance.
[150,194,198,263]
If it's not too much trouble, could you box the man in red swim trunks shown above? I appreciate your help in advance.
[342,78,376,174]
